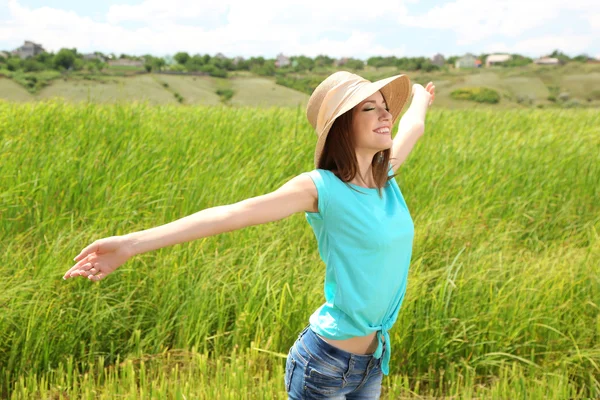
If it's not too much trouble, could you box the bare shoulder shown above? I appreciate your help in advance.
[276,173,318,213]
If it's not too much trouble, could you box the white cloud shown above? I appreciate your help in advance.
[0,0,414,58]
[400,0,600,48]
[587,13,600,30]
[0,0,598,58]
[486,34,594,57]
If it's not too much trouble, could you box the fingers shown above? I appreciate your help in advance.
[63,255,92,279]
[63,257,100,280]
[88,272,106,282]
[74,241,100,262]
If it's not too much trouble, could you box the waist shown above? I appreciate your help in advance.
[316,331,383,355]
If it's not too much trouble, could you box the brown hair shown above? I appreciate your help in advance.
[317,107,396,197]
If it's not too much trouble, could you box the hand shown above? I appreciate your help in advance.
[425,82,436,107]
[63,235,134,281]
[412,82,436,107]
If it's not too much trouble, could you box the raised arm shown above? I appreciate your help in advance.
[63,174,317,281]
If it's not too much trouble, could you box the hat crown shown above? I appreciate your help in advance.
[306,71,359,130]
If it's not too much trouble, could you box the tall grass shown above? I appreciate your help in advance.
[0,99,598,398]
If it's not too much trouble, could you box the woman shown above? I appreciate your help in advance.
[63,70,435,399]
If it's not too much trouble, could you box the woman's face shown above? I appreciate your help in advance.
[351,91,393,154]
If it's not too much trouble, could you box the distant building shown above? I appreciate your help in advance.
[431,53,445,67]
[275,53,290,68]
[108,58,144,67]
[83,53,107,62]
[534,57,561,65]
[486,54,512,67]
[0,51,9,59]
[12,40,46,59]
[455,53,477,68]
[232,56,245,66]
[334,57,349,67]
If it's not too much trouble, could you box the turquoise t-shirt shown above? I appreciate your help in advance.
[301,164,415,376]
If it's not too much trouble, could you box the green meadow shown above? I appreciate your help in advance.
[0,100,599,399]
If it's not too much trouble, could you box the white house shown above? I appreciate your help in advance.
[486,54,512,67]
[534,57,561,65]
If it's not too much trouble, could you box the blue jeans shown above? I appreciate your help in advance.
[284,325,385,399]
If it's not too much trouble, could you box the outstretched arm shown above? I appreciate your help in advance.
[126,174,316,256]
[63,173,317,281]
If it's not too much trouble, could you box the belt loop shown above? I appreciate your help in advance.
[298,324,310,339]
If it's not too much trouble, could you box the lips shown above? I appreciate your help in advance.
[374,127,391,134]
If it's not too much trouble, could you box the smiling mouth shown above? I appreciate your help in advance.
[374,128,390,134]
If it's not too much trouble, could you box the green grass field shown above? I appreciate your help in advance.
[0,100,599,399]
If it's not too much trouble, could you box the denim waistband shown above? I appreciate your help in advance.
[297,325,384,371]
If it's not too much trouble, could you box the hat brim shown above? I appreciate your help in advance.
[313,74,411,168]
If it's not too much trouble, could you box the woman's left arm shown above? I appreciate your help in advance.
[390,82,435,173]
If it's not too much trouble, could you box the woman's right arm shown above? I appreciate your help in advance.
[63,174,318,281]
[126,173,317,256]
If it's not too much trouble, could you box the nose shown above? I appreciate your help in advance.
[380,108,392,120]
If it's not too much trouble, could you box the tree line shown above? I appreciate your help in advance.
[0,47,594,79]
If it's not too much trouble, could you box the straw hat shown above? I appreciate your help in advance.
[306,71,411,168]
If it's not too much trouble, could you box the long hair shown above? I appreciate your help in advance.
[317,108,396,197]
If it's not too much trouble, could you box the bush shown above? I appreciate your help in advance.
[450,87,500,104]
[200,64,228,78]
[216,88,234,102]
[275,76,323,95]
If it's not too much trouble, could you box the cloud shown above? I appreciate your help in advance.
[486,34,594,57]
[0,0,414,58]
[0,0,598,58]
[400,0,600,49]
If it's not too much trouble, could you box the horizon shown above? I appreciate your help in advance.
[1,0,599,61]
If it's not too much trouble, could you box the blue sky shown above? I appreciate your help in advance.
[1,0,599,60]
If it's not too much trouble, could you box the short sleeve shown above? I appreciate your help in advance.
[302,169,330,219]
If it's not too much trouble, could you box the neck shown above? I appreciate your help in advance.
[353,149,378,187]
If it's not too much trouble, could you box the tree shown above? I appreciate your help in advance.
[549,50,570,63]
[572,53,590,63]
[54,48,77,70]
[174,52,190,65]
[142,55,166,72]
[290,55,315,72]
[344,58,364,70]
[314,54,334,67]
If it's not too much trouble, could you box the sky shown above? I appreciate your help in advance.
[1,0,599,60]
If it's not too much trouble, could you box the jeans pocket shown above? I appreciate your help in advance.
[304,361,346,396]
[284,352,296,393]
